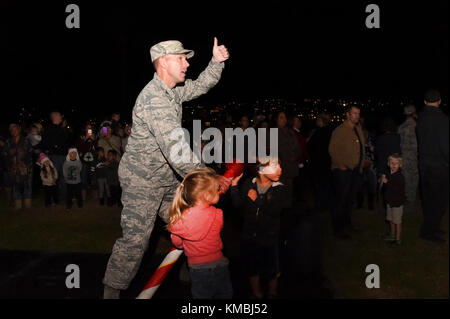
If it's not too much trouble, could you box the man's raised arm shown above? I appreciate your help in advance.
[176,37,230,102]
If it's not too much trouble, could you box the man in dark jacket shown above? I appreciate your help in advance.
[75,123,97,201]
[40,111,70,202]
[416,89,449,243]
[307,113,333,211]
[276,112,301,208]
[374,117,401,178]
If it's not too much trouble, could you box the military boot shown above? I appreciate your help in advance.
[103,285,120,299]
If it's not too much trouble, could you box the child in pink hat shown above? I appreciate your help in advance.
[38,153,59,207]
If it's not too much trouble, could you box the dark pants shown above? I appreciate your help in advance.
[43,185,59,206]
[189,264,233,299]
[311,167,332,210]
[107,185,122,206]
[356,166,377,209]
[66,183,82,208]
[81,162,95,190]
[279,205,332,298]
[280,176,295,208]
[81,162,88,190]
[420,166,449,237]
[293,166,310,204]
[97,178,109,199]
[331,168,361,233]
[243,241,280,279]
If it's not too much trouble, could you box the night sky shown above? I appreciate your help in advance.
[1,1,448,122]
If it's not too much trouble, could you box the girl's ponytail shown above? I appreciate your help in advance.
[168,183,190,228]
[167,167,220,229]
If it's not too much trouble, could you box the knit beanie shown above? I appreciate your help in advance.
[66,148,80,161]
[37,153,50,166]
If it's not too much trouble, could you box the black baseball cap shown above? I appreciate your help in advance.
[424,89,441,103]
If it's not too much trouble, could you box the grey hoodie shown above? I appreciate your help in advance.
[63,149,82,184]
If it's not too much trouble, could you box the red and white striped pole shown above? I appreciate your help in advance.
[136,247,183,299]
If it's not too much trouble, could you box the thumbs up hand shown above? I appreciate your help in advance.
[213,37,230,63]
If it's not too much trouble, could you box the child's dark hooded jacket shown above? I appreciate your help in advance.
[230,177,287,245]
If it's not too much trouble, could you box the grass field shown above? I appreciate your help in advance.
[320,202,449,298]
[0,189,448,298]
[0,192,123,254]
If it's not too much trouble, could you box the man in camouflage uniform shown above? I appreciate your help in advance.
[103,38,230,298]
[398,104,419,212]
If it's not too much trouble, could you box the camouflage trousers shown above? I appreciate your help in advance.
[403,167,419,205]
[102,178,178,290]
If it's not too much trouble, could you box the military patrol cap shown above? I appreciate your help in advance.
[404,104,416,115]
[150,40,194,62]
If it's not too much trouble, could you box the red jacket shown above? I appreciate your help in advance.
[168,203,224,265]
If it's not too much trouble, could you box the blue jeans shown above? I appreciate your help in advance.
[12,177,32,200]
[189,264,233,299]
[97,178,110,199]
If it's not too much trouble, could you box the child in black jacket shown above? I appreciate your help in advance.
[230,157,287,299]
[381,153,406,245]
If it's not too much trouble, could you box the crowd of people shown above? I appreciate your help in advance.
[0,111,127,210]
[165,88,448,299]
[0,88,448,298]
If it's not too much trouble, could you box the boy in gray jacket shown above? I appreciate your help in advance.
[63,148,83,210]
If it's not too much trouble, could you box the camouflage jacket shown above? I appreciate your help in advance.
[3,136,33,183]
[121,58,224,186]
[398,118,418,164]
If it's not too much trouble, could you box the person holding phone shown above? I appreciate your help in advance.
[75,123,98,201]
[40,110,70,202]
[98,125,122,161]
